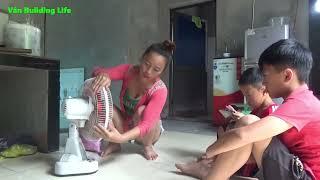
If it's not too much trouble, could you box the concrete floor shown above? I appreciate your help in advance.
[162,119,216,136]
[0,120,217,180]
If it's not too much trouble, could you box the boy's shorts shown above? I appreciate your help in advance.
[254,137,313,180]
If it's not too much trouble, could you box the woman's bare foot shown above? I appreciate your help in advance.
[143,145,158,160]
[101,143,121,157]
[175,160,211,179]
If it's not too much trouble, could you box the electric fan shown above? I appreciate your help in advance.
[54,78,113,176]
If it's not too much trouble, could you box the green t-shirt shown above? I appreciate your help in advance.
[123,89,140,116]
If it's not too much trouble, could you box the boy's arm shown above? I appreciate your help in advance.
[205,115,293,158]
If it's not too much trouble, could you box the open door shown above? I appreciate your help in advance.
[170,12,207,118]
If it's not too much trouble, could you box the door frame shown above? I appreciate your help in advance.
[159,0,214,119]
[169,9,209,118]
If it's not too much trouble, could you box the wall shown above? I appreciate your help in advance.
[216,0,309,57]
[127,0,160,65]
[45,0,129,105]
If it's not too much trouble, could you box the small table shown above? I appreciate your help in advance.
[0,53,60,152]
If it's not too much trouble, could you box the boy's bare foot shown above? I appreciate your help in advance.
[143,145,158,160]
[175,160,211,179]
[101,143,121,157]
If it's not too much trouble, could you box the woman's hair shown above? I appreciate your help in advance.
[142,40,176,70]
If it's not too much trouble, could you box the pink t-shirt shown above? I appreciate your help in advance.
[92,64,167,137]
[271,85,320,180]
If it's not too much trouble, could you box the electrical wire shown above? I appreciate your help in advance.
[251,0,256,29]
[293,0,299,36]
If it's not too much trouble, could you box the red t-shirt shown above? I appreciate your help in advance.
[251,103,279,118]
[271,85,320,180]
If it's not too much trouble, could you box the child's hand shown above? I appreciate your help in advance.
[226,105,244,120]
[225,105,237,113]
[231,111,245,120]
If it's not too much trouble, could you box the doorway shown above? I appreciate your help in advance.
[169,1,216,121]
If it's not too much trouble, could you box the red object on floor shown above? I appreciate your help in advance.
[212,90,243,126]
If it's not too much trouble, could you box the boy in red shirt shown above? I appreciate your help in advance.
[226,67,278,122]
[177,39,320,180]
[176,67,278,178]
[227,67,278,177]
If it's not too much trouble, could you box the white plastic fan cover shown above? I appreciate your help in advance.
[79,78,113,141]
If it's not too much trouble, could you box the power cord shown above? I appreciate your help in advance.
[251,0,256,29]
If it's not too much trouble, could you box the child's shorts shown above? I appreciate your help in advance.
[80,134,102,154]
[254,137,313,180]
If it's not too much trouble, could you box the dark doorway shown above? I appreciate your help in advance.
[309,0,320,99]
[169,1,215,120]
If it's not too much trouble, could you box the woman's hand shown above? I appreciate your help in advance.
[94,123,125,143]
[91,73,111,94]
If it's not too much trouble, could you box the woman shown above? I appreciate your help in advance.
[83,40,175,160]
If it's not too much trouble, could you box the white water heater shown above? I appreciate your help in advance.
[244,24,289,104]
[244,24,289,69]
[212,57,243,125]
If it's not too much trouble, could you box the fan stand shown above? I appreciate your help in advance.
[54,122,98,176]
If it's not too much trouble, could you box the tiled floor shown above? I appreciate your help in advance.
[0,120,217,180]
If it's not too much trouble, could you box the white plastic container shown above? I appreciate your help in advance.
[4,22,41,56]
[212,57,243,125]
